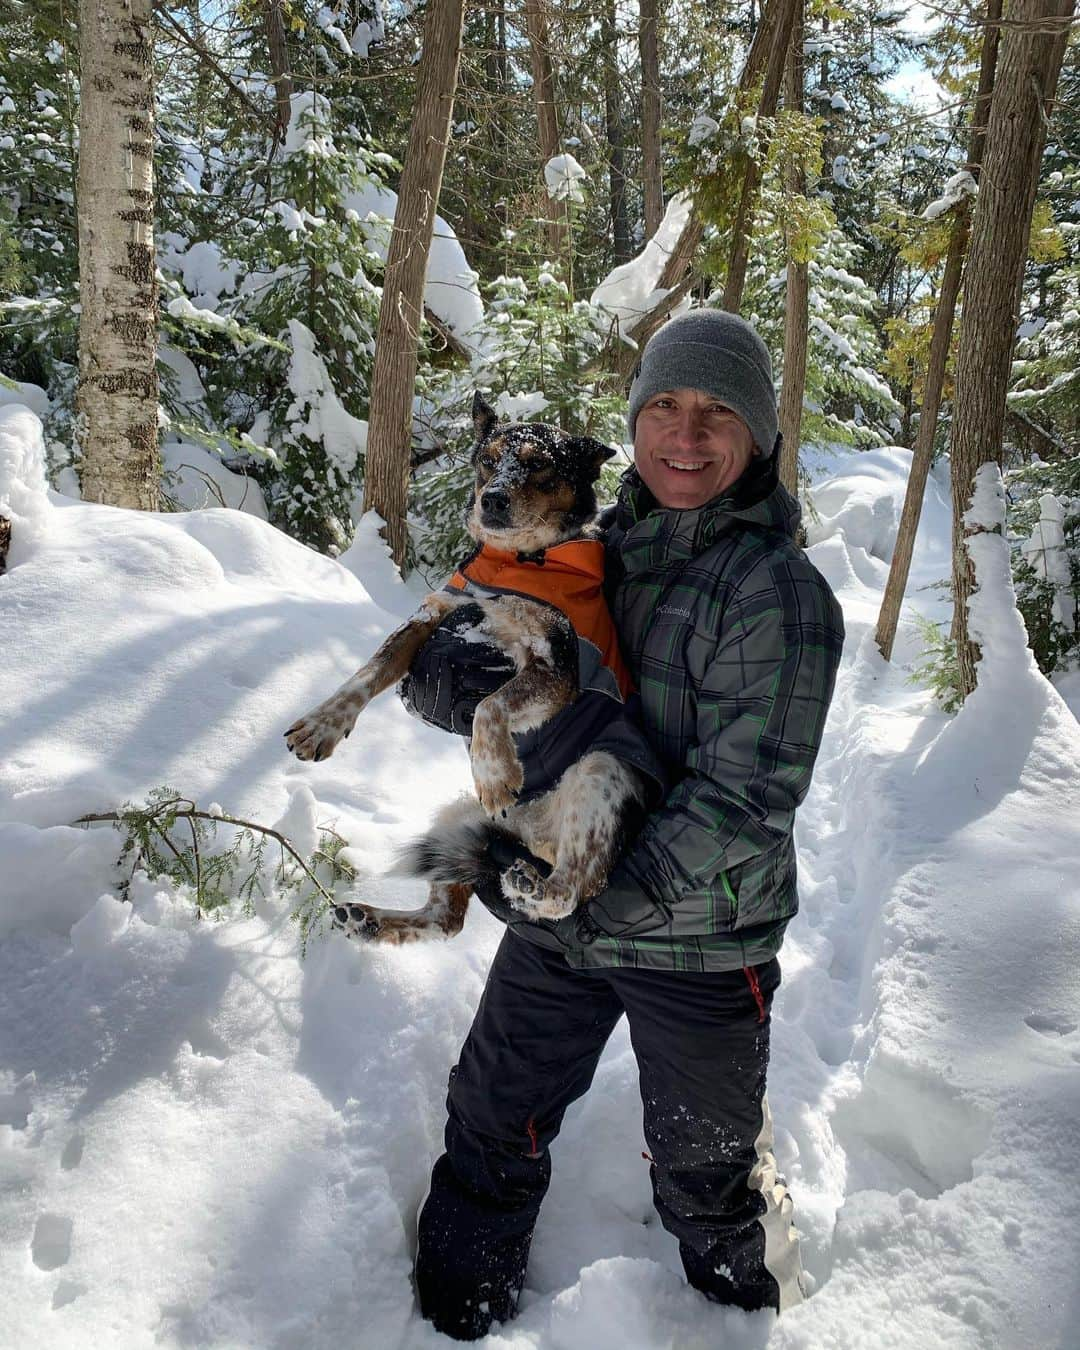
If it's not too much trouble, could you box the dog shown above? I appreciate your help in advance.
[283,392,652,944]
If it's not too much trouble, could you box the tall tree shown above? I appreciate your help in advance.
[609,0,798,376]
[777,0,808,493]
[362,0,466,566]
[948,0,1074,698]
[261,0,294,142]
[603,0,631,264]
[875,0,1001,661]
[639,0,663,240]
[721,0,799,312]
[77,0,160,510]
[523,0,566,261]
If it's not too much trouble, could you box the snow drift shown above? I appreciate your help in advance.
[1,413,1079,1348]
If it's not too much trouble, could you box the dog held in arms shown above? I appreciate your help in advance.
[283,393,651,944]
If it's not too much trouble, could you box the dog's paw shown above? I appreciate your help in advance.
[331,902,383,942]
[469,720,523,817]
[501,863,577,921]
[471,744,524,817]
[473,769,522,818]
[284,700,357,762]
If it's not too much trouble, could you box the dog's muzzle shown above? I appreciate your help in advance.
[480,488,512,527]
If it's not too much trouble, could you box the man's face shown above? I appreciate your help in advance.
[633,387,756,510]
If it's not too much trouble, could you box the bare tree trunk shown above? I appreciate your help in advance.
[610,0,791,378]
[948,0,1074,699]
[362,0,465,567]
[874,0,1001,662]
[187,1,212,145]
[604,0,632,264]
[639,0,663,240]
[0,514,10,574]
[77,0,160,511]
[721,0,799,313]
[522,0,566,261]
[262,0,293,141]
[777,0,807,494]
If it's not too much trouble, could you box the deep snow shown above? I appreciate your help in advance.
[2,408,1079,1349]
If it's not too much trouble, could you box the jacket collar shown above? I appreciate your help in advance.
[614,450,800,573]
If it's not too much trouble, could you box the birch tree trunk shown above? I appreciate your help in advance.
[361,0,465,567]
[874,0,1001,661]
[948,0,1074,699]
[777,0,807,494]
[77,0,159,511]
[639,0,663,240]
[523,0,566,261]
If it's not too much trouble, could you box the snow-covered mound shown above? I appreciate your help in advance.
[2,417,1079,1348]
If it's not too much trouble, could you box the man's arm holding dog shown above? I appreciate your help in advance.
[575,554,844,942]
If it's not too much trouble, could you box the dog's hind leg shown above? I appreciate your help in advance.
[285,592,463,762]
[502,753,648,921]
[333,881,472,945]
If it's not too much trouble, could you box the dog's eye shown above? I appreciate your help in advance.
[478,455,496,472]
[532,474,555,490]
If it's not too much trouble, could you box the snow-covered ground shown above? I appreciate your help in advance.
[2,407,1079,1349]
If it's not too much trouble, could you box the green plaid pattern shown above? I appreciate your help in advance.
[566,468,845,973]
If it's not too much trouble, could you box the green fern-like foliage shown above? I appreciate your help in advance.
[102,787,358,953]
[906,612,964,713]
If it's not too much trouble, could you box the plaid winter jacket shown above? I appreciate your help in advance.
[555,456,844,972]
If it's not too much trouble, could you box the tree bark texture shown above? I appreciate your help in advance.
[77,0,160,511]
[604,0,632,265]
[777,0,807,495]
[947,0,1074,699]
[874,0,1001,662]
[262,0,294,141]
[639,0,663,240]
[362,0,466,566]
[522,0,566,261]
[721,0,799,313]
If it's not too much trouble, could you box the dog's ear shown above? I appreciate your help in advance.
[570,436,617,481]
[472,392,498,445]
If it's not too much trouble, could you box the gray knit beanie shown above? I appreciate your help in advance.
[627,309,778,457]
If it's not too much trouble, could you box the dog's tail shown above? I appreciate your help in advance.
[391,820,515,887]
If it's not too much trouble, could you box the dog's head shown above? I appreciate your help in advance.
[466,392,616,553]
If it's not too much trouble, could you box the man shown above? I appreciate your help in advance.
[402,309,845,1339]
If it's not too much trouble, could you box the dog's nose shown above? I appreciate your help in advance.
[481,488,511,522]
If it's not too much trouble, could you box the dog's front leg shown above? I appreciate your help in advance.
[470,660,577,815]
[284,593,461,762]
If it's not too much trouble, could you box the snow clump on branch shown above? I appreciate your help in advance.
[544,154,587,203]
[922,170,978,222]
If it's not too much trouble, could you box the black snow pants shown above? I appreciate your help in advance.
[414,929,802,1340]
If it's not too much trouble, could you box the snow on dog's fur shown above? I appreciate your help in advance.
[284,393,650,943]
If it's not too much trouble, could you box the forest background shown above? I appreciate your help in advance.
[0,0,1077,696]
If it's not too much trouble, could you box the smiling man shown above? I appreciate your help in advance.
[406,308,846,1340]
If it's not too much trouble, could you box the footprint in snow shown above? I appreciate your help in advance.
[32,1214,73,1271]
[1024,1013,1077,1037]
[60,1133,84,1171]
[52,1279,86,1310]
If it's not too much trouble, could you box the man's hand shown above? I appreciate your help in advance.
[398,604,516,736]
